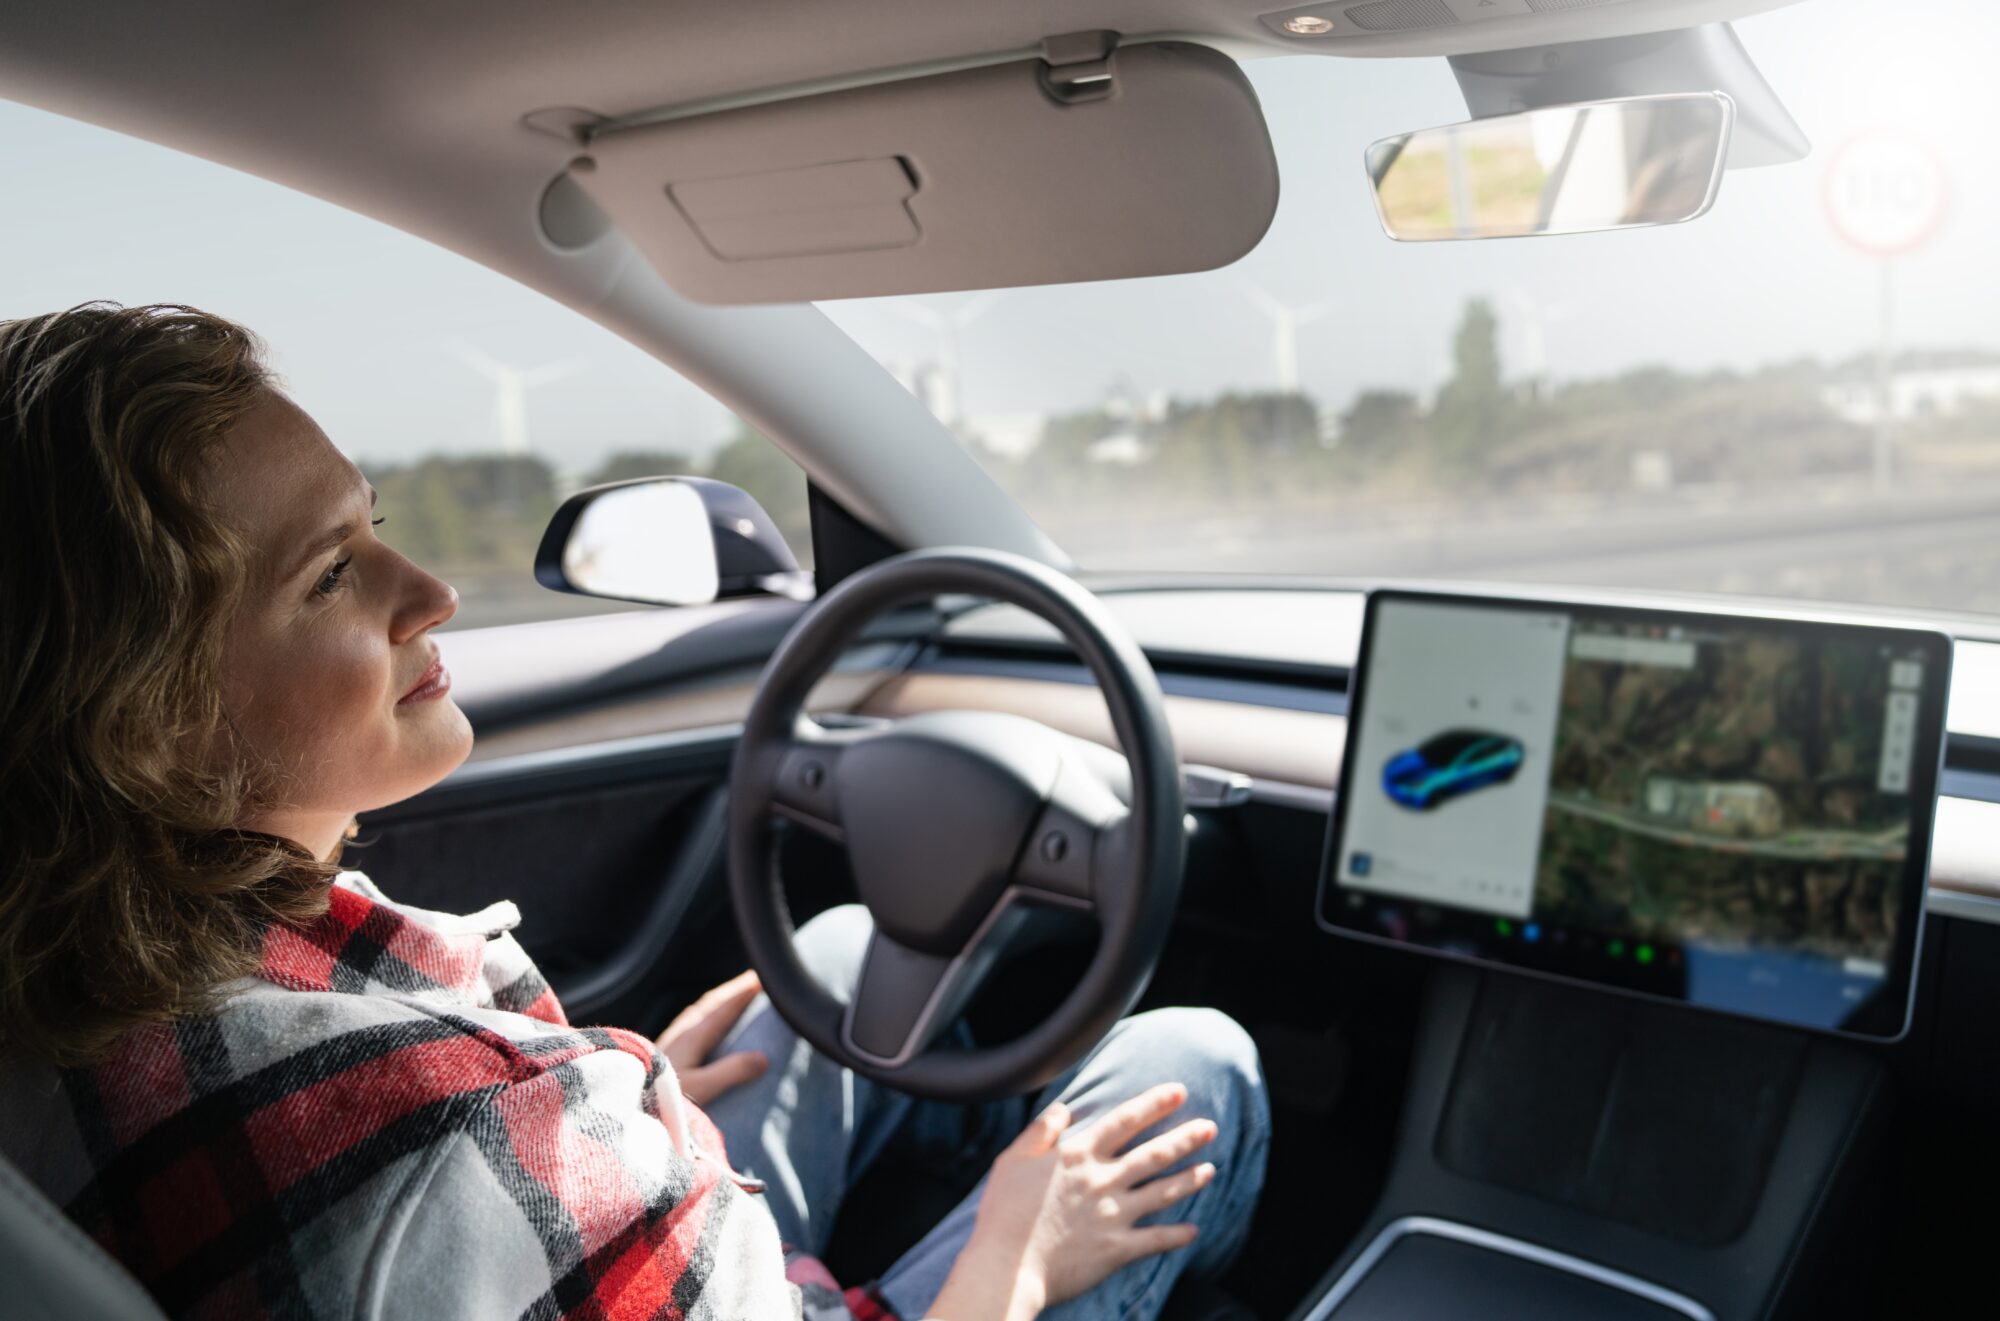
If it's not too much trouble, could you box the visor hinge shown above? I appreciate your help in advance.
[1039,30,1119,105]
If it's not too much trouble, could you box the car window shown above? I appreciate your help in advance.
[822,0,2000,618]
[0,100,810,631]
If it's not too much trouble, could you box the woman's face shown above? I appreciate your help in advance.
[214,393,471,856]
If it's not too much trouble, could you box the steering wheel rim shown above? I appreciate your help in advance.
[727,547,1186,1102]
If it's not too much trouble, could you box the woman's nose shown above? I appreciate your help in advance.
[392,565,458,643]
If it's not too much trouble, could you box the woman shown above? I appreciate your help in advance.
[0,303,1269,1320]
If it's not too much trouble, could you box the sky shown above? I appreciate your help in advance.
[1,0,1996,471]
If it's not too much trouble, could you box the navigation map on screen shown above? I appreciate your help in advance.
[1322,594,1948,1037]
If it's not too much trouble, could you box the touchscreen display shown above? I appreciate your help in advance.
[1317,592,1951,1038]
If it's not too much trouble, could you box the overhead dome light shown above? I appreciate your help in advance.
[1283,14,1335,34]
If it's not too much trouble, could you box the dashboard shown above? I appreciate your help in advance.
[446,578,2000,934]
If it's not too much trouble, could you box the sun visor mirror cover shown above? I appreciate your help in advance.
[571,42,1279,304]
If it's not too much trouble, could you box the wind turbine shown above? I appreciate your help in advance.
[448,342,581,455]
[885,290,1004,429]
[1241,284,1328,396]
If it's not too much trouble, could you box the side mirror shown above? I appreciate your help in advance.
[534,476,807,606]
[1367,92,1734,241]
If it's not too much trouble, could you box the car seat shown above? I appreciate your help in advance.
[0,1148,169,1320]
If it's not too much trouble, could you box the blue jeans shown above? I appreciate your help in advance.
[705,904,1270,1320]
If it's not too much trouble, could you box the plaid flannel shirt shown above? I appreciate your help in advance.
[0,872,899,1320]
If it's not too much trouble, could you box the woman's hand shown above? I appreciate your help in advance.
[654,969,769,1107]
[929,1083,1219,1321]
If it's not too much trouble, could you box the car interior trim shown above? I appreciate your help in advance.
[858,670,1348,790]
[1921,887,2000,926]
[383,722,747,816]
[917,648,1347,714]
[464,664,900,763]
[1300,1216,1717,1321]
[428,706,2000,930]
[551,788,730,1017]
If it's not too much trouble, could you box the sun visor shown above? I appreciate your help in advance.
[571,40,1279,305]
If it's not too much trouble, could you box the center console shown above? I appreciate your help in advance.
[1288,964,1890,1320]
[1290,589,1935,1319]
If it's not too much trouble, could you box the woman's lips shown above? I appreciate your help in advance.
[397,655,450,706]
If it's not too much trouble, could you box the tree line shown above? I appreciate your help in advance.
[360,423,809,573]
[977,298,1994,513]
[364,297,2000,579]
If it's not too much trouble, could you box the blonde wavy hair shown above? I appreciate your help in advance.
[0,303,340,1067]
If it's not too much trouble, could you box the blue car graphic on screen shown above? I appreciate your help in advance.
[1382,729,1526,810]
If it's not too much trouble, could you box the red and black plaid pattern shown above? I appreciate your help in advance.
[0,874,884,1320]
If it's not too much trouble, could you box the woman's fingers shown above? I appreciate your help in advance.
[1085,1083,1189,1158]
[688,1049,767,1094]
[1010,1101,1072,1156]
[1112,1117,1218,1185]
[1125,1161,1216,1217]
[1114,1221,1200,1267]
[658,969,763,1059]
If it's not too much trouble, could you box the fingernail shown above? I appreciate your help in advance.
[1198,1162,1216,1183]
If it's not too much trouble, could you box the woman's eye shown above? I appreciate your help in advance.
[314,555,354,599]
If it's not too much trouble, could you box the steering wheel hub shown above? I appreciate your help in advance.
[838,711,1061,955]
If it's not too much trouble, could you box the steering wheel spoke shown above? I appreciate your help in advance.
[841,927,977,1066]
[767,720,878,843]
[1015,751,1133,908]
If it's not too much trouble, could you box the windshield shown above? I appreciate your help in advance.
[822,0,1999,617]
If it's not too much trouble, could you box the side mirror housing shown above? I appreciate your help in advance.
[534,476,807,606]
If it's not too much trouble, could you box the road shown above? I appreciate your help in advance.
[1546,790,1908,862]
[437,475,2000,631]
[1056,476,2000,617]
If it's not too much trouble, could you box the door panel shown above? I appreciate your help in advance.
[356,770,720,997]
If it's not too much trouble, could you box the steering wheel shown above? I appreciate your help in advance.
[727,547,1186,1102]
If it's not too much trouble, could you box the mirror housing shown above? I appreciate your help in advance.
[1368,91,1733,242]
[535,476,806,607]
[1448,24,1806,171]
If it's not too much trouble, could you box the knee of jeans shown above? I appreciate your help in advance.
[792,902,875,1002]
[1119,1007,1269,1152]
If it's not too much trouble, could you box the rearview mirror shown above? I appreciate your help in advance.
[535,476,806,606]
[1367,92,1734,242]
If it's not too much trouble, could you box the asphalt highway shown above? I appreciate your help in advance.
[1061,477,2000,616]
[440,476,2000,630]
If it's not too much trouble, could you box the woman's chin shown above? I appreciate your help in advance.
[395,696,475,790]
[436,697,475,769]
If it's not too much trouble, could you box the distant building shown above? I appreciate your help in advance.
[1821,362,2000,427]
[1084,433,1150,466]
[962,413,1046,461]
[1643,777,1784,837]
